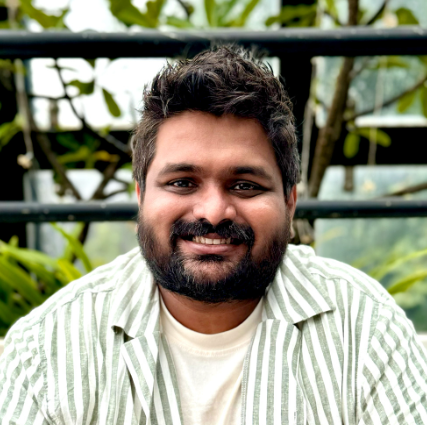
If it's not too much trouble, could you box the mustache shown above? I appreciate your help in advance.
[171,219,255,244]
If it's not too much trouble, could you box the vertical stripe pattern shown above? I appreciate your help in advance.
[1,245,427,424]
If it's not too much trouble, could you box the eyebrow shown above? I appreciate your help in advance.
[158,163,203,176]
[229,166,273,182]
[158,163,273,182]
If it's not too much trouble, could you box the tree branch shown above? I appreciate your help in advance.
[14,59,34,161]
[365,0,390,26]
[91,161,121,200]
[102,188,129,199]
[113,176,132,186]
[347,75,427,121]
[350,57,374,79]
[379,181,427,198]
[29,94,67,102]
[348,0,359,26]
[54,62,131,155]
[34,131,82,200]
[322,10,343,26]
[17,59,82,200]
[308,57,355,198]
[176,0,192,19]
[308,0,359,198]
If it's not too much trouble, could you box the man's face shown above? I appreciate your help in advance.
[137,111,297,303]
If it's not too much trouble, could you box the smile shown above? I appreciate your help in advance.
[192,236,232,245]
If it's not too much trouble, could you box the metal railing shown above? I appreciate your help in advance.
[1,200,426,223]
[1,27,427,58]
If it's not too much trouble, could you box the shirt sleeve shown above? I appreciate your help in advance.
[0,321,52,425]
[359,302,427,424]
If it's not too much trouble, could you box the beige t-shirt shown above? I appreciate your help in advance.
[160,298,263,425]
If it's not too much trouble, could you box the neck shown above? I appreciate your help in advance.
[158,286,261,334]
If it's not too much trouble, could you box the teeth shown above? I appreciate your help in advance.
[193,236,232,245]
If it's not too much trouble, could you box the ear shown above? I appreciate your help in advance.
[286,185,298,219]
[135,181,142,207]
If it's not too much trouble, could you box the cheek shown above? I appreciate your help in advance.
[241,199,287,246]
[141,190,190,238]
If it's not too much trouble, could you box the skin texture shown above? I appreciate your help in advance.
[136,111,297,333]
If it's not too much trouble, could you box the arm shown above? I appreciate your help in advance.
[0,324,52,424]
[358,303,427,424]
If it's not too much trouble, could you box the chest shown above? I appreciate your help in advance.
[51,321,354,425]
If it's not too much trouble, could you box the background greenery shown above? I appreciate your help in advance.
[0,0,427,336]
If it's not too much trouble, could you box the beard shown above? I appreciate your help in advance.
[137,214,292,304]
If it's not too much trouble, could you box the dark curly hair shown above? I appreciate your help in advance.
[132,45,300,198]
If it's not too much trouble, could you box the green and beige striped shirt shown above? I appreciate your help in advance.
[1,245,427,424]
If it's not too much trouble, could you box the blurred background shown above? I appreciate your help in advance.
[0,0,427,338]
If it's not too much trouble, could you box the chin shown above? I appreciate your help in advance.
[182,258,237,283]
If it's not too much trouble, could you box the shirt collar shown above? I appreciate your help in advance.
[110,245,335,338]
[264,245,335,324]
[110,248,160,339]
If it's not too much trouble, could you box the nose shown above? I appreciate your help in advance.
[192,185,237,226]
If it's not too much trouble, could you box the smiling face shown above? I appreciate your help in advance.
[137,111,297,303]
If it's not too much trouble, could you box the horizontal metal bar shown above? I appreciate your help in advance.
[1,27,427,59]
[0,200,426,223]
[293,199,427,220]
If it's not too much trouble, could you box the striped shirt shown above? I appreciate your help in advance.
[1,245,427,424]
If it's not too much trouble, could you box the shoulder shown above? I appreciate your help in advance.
[4,247,143,343]
[286,244,396,307]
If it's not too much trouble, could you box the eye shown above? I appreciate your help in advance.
[166,179,197,191]
[233,182,258,191]
[231,182,266,197]
[171,180,194,187]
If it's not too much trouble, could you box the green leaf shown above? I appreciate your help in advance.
[8,236,19,247]
[395,7,419,25]
[166,16,194,28]
[51,224,93,273]
[56,133,81,151]
[102,89,121,117]
[343,133,360,158]
[397,90,417,113]
[56,259,82,283]
[357,9,366,24]
[0,115,22,149]
[19,0,67,28]
[61,222,86,263]
[370,247,427,281]
[217,0,238,25]
[0,299,20,325]
[205,0,217,26]
[0,243,60,290]
[146,0,166,24]
[57,146,91,165]
[387,270,427,295]
[47,64,76,72]
[67,79,95,96]
[418,56,427,66]
[108,0,157,27]
[0,257,44,305]
[85,58,96,68]
[368,56,409,70]
[0,242,57,268]
[325,0,338,19]
[0,59,17,73]
[421,86,427,118]
[266,4,316,27]
[229,0,261,27]
[357,128,391,147]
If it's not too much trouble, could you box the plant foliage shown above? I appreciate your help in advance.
[0,225,92,336]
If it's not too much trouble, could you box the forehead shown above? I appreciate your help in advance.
[147,111,282,181]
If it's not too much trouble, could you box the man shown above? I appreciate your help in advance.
[1,46,427,425]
